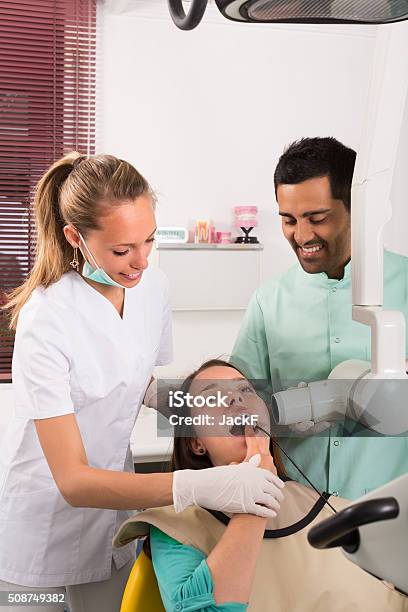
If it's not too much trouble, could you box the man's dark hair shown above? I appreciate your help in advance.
[274,137,356,211]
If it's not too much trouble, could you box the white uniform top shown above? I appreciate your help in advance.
[0,268,172,587]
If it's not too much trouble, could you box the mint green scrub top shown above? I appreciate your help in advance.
[150,526,247,612]
[232,250,408,500]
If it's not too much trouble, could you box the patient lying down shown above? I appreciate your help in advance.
[114,359,407,612]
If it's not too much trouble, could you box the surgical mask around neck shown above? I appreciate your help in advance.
[77,231,124,289]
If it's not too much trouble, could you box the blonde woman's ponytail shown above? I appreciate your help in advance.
[4,152,81,330]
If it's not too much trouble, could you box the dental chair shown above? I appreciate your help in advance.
[120,548,165,612]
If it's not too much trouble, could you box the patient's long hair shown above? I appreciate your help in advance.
[169,358,286,477]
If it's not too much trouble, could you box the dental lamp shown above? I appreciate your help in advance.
[168,0,408,30]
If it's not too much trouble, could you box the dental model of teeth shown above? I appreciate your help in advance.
[234,206,259,244]
[234,206,258,229]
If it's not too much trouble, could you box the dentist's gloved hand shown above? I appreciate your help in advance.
[172,455,285,518]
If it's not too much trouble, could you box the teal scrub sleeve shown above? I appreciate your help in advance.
[150,526,248,612]
[231,291,271,382]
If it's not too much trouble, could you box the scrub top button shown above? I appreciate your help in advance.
[333,440,340,446]
[334,337,341,343]
[331,287,337,293]
[175,605,182,611]
[332,491,339,497]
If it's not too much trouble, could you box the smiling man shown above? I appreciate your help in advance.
[232,137,408,500]
[278,178,350,279]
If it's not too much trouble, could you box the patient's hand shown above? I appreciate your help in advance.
[230,426,277,474]
[248,427,277,475]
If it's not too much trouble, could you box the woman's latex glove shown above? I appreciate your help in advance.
[173,428,285,518]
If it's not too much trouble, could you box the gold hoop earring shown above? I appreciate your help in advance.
[70,247,80,271]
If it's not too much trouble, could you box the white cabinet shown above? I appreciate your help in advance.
[157,244,263,311]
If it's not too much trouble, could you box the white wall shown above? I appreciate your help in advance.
[98,0,377,377]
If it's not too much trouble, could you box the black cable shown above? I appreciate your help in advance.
[254,423,338,515]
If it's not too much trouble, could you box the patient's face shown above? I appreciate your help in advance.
[188,365,270,466]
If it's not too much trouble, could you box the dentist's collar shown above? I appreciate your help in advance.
[299,257,351,285]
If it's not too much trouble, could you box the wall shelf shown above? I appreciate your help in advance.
[156,243,263,251]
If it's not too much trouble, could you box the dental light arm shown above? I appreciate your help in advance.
[351,21,408,380]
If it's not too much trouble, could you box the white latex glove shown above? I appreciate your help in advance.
[288,420,333,436]
[172,454,285,518]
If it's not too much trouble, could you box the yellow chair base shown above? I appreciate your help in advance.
[120,549,165,612]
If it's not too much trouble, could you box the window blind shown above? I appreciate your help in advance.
[0,0,97,380]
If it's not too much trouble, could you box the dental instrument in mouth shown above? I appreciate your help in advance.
[229,418,337,514]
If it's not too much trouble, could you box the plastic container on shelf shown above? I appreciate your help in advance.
[216,231,232,244]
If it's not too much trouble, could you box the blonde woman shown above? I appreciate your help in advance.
[0,153,284,612]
